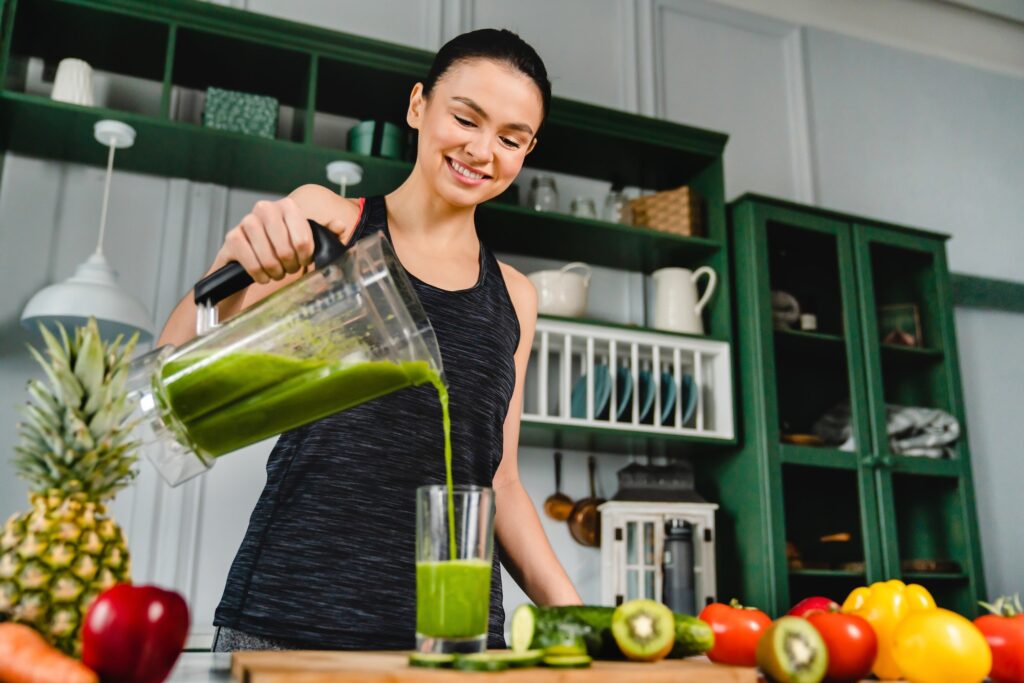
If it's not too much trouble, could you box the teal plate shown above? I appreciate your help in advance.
[637,369,657,423]
[614,366,633,420]
[571,366,610,419]
[659,371,677,425]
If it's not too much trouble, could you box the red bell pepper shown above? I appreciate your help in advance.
[82,583,190,683]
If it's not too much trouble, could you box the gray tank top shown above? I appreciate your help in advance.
[213,196,520,648]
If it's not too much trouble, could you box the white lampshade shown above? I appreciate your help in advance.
[21,251,153,342]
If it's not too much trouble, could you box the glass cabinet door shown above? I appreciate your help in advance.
[744,202,886,608]
[852,225,984,615]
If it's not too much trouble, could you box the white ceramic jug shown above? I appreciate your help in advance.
[651,266,717,335]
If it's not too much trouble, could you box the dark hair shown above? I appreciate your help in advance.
[422,29,551,133]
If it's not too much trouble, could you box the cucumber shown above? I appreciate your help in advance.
[667,613,715,658]
[453,653,510,672]
[408,652,456,668]
[510,603,714,659]
[542,654,592,668]
[487,649,545,667]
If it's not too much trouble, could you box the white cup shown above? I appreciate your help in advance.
[51,58,94,107]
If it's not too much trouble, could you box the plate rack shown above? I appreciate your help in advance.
[523,318,734,441]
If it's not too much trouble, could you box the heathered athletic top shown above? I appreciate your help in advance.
[213,195,520,649]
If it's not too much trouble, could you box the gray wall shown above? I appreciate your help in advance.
[1,0,1022,645]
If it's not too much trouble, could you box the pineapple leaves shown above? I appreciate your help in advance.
[73,322,105,402]
[16,320,141,499]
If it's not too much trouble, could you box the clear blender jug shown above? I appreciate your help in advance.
[127,223,443,486]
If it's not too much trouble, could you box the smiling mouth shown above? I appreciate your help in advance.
[446,156,491,181]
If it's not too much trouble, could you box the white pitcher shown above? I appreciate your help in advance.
[651,266,717,335]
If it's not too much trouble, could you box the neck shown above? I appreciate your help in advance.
[386,164,479,248]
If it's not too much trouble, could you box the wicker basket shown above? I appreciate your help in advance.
[628,186,702,237]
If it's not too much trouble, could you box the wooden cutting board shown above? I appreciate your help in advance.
[231,651,759,682]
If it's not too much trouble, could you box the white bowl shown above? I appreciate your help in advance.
[528,262,591,317]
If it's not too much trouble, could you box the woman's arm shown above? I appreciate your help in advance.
[156,185,362,348]
[493,263,582,606]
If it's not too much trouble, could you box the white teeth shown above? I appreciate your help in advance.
[450,158,485,180]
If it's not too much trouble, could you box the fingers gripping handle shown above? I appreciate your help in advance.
[193,219,346,307]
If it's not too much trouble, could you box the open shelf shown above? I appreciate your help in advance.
[6,0,170,89]
[0,91,725,273]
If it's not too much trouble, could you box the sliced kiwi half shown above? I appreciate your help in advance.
[610,599,676,662]
[756,616,829,683]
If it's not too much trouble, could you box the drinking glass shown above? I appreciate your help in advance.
[415,485,495,654]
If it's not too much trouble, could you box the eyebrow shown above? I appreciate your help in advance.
[452,96,535,136]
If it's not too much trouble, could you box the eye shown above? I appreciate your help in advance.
[453,114,476,128]
[500,136,522,150]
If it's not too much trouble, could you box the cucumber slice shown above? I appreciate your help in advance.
[488,649,545,668]
[542,654,593,668]
[510,604,538,653]
[408,652,456,668]
[453,653,510,672]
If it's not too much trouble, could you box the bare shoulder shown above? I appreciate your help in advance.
[497,261,537,330]
[288,184,362,237]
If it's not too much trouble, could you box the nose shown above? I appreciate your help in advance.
[464,131,493,166]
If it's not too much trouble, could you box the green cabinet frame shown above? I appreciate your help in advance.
[721,194,986,616]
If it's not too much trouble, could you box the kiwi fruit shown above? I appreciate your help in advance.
[610,599,676,662]
[756,616,828,683]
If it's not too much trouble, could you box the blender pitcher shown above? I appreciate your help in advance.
[127,221,443,486]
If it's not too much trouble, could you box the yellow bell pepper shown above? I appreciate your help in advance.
[892,608,992,683]
[842,579,936,679]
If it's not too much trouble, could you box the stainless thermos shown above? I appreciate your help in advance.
[662,518,696,614]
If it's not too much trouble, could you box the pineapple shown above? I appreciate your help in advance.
[0,319,139,656]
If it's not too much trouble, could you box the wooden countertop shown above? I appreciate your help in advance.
[230,651,760,682]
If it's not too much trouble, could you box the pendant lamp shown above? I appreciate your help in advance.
[21,120,153,342]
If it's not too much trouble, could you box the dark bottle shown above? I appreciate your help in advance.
[662,519,696,615]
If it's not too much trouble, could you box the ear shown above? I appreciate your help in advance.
[525,136,538,156]
[407,82,426,130]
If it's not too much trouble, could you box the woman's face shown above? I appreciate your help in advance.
[407,58,544,208]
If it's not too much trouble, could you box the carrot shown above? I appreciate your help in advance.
[0,623,98,683]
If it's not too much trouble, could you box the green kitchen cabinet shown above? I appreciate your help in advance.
[0,0,735,455]
[716,194,986,617]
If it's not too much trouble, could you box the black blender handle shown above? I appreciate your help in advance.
[193,219,348,306]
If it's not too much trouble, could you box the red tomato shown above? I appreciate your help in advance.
[698,601,772,667]
[974,614,1024,683]
[807,611,877,682]
[788,596,840,617]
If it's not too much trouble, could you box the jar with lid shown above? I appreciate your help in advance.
[528,174,559,212]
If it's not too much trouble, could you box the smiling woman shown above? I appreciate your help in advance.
[154,29,582,653]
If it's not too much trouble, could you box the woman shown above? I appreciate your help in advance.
[157,28,582,651]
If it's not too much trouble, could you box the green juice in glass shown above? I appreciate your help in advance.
[415,559,492,638]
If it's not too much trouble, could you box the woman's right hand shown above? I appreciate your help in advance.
[215,196,316,284]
